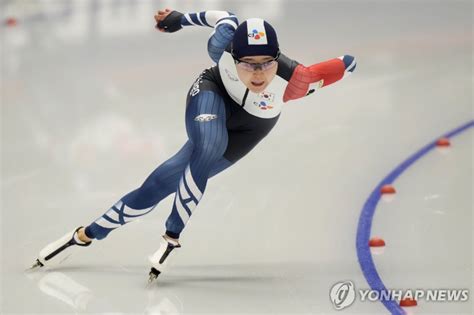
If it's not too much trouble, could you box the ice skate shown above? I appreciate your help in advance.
[147,235,181,283]
[29,226,92,270]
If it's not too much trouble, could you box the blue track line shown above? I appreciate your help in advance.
[356,120,474,314]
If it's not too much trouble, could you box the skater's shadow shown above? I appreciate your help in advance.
[153,263,287,288]
[34,263,284,286]
[153,274,277,288]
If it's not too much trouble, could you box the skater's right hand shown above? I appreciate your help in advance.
[154,9,184,33]
[154,8,172,32]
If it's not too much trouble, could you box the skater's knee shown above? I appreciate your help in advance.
[124,179,174,207]
[142,167,179,195]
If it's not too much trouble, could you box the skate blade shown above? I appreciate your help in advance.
[147,273,158,286]
[146,277,156,288]
[25,259,44,272]
[146,268,161,286]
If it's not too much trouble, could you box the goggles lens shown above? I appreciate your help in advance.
[232,51,280,72]
[235,60,277,72]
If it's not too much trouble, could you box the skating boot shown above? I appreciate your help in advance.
[29,226,92,269]
[148,235,181,283]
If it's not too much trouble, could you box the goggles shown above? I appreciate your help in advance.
[232,51,280,72]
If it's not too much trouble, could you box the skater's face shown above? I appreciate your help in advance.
[234,55,278,93]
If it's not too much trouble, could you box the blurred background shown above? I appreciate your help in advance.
[1,0,472,314]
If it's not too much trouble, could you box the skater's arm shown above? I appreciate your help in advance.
[155,9,237,32]
[206,12,239,63]
[182,11,237,29]
[281,54,357,102]
[177,10,239,63]
[154,9,238,63]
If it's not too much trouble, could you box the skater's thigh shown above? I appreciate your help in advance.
[185,91,228,151]
[222,130,267,164]
[208,129,266,178]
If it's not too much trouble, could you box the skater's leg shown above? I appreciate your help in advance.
[164,91,229,239]
[148,91,228,278]
[84,141,194,240]
[161,156,233,242]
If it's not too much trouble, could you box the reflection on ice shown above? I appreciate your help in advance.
[25,271,94,311]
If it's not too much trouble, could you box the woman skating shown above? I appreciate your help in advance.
[31,8,356,283]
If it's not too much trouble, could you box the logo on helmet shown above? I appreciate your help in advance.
[246,19,268,45]
[248,29,265,40]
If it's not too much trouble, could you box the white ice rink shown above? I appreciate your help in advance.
[1,0,472,314]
